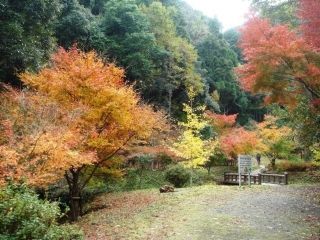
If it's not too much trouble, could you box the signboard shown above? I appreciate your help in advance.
[238,155,252,187]
[238,155,252,174]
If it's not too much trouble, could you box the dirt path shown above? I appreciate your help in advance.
[79,185,320,240]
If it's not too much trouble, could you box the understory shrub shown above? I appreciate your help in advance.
[0,184,83,240]
[275,160,320,172]
[165,164,191,187]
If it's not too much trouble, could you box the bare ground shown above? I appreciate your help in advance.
[78,185,320,240]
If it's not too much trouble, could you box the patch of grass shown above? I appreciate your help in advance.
[288,171,320,184]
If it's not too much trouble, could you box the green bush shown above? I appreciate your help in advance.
[165,164,191,187]
[0,184,83,240]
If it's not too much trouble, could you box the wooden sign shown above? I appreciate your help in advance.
[238,155,252,187]
[238,155,252,174]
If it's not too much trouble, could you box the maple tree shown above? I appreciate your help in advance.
[237,16,320,107]
[256,115,294,168]
[205,111,237,134]
[1,47,165,221]
[298,0,320,51]
[0,87,91,187]
[220,127,261,160]
[205,111,260,161]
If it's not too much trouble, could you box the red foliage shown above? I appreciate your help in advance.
[220,127,260,158]
[298,0,320,51]
[237,17,307,92]
[237,16,320,107]
[205,111,237,130]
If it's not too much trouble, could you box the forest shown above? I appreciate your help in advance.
[0,0,320,239]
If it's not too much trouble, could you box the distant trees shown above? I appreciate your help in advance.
[55,0,97,50]
[142,2,203,115]
[0,0,60,85]
[100,0,158,93]
[0,0,265,123]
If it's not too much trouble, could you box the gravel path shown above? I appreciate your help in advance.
[80,185,320,240]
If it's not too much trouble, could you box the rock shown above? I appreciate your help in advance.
[159,185,174,193]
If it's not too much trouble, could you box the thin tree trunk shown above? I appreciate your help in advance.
[66,169,82,221]
[271,158,276,169]
[168,88,172,117]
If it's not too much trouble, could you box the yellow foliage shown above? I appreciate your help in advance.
[173,103,215,168]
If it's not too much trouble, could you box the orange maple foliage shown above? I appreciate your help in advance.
[237,16,320,107]
[205,111,237,133]
[2,47,166,220]
[220,127,261,159]
[0,88,96,186]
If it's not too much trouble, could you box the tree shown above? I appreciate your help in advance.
[298,0,320,51]
[173,92,214,185]
[224,28,243,63]
[256,116,294,168]
[238,2,320,156]
[205,111,237,134]
[251,0,299,27]
[142,2,204,116]
[237,16,320,107]
[197,34,252,116]
[5,47,165,221]
[220,127,261,160]
[55,0,98,50]
[0,0,60,85]
[100,0,158,94]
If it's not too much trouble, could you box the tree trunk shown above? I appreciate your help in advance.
[271,158,276,169]
[66,170,82,221]
[168,88,172,117]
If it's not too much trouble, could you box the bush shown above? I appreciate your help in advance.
[275,160,320,172]
[165,164,190,187]
[0,184,83,240]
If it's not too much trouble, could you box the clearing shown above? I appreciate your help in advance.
[78,185,320,240]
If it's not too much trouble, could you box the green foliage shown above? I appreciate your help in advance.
[0,0,60,85]
[290,98,320,149]
[224,28,243,63]
[165,164,191,188]
[0,184,83,240]
[207,149,228,168]
[142,1,204,115]
[200,125,215,140]
[197,35,244,113]
[100,0,158,92]
[55,0,97,50]
[251,0,299,28]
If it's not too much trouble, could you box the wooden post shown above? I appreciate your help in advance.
[238,156,241,187]
[258,173,262,185]
[284,172,288,185]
